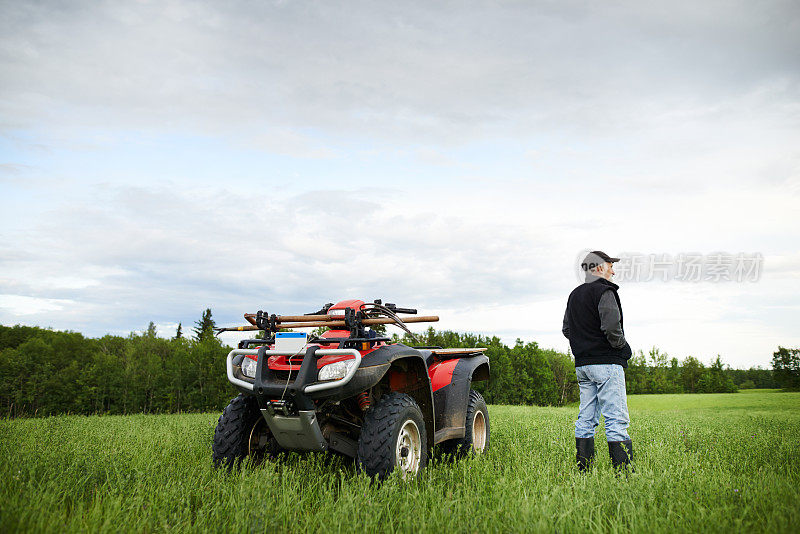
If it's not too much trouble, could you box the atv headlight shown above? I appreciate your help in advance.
[318,359,357,381]
[241,357,257,379]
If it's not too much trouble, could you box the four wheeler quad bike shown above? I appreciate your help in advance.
[212,299,490,479]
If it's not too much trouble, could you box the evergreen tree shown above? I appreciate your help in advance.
[146,321,157,338]
[175,323,183,340]
[193,309,216,342]
[698,356,737,393]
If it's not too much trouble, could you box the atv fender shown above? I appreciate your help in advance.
[373,345,435,451]
[430,354,490,444]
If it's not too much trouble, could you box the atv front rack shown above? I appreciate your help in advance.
[217,301,438,337]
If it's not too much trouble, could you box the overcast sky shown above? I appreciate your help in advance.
[1,0,799,368]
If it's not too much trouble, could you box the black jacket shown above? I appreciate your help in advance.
[563,277,632,367]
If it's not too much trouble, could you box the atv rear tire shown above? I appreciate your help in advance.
[449,389,490,457]
[212,394,279,469]
[357,392,428,480]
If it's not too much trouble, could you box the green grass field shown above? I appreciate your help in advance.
[2,390,798,533]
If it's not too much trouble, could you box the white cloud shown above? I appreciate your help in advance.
[0,294,76,315]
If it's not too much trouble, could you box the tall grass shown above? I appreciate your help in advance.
[2,391,798,533]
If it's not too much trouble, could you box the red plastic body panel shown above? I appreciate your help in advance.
[428,359,459,392]
[327,299,365,314]
[320,329,350,340]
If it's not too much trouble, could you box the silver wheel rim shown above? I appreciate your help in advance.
[472,410,487,452]
[395,419,422,478]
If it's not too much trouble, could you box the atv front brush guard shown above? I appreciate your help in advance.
[226,347,361,395]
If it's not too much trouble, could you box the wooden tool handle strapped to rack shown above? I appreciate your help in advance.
[220,315,439,333]
[243,314,339,325]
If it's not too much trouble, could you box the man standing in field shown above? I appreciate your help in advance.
[562,250,634,472]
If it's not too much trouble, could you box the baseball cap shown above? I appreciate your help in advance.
[581,250,620,271]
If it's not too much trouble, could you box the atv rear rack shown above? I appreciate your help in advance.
[430,348,488,356]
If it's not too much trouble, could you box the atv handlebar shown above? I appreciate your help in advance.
[383,303,417,315]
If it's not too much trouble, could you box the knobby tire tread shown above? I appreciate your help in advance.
[357,392,427,479]
[212,394,261,469]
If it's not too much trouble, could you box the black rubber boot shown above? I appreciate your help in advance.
[608,440,634,474]
[576,437,595,472]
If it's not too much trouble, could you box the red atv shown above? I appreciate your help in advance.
[212,299,490,479]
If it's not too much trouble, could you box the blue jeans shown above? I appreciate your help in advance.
[575,364,631,442]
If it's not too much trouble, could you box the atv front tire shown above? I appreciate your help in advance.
[449,389,490,456]
[357,392,428,480]
[212,394,279,469]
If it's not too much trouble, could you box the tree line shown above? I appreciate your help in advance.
[0,311,228,417]
[400,329,779,401]
[0,313,791,418]
[623,346,778,394]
